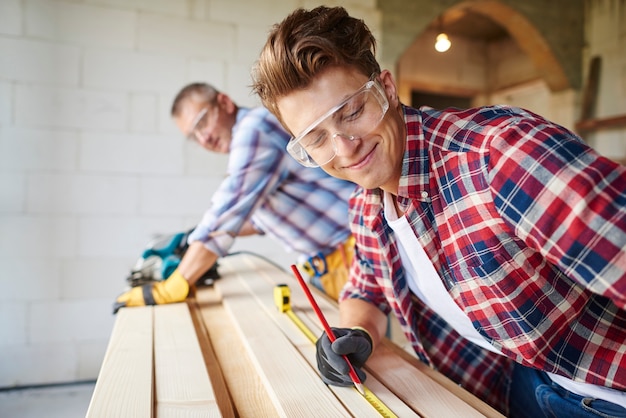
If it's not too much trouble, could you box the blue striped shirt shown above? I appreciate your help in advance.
[188,107,355,257]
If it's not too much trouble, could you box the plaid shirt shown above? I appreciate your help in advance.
[341,104,626,413]
[189,107,355,257]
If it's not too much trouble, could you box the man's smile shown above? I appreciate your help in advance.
[344,143,377,170]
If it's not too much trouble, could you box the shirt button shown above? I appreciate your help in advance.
[421,191,429,199]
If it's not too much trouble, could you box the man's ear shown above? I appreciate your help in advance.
[379,70,400,108]
[216,93,237,114]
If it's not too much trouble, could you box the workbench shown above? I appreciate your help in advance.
[86,252,504,417]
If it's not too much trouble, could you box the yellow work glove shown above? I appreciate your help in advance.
[113,269,189,314]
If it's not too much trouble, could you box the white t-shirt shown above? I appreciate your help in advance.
[383,192,625,408]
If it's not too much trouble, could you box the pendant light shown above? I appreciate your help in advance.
[435,16,451,52]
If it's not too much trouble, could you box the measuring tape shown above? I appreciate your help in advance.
[273,284,398,418]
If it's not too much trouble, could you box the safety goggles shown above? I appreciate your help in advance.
[186,106,219,142]
[286,78,389,167]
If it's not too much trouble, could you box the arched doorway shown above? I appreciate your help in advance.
[394,1,576,127]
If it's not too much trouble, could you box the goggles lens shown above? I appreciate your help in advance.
[287,79,389,167]
[186,106,217,142]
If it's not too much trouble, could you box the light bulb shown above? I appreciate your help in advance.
[435,33,451,52]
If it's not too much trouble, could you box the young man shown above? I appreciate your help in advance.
[114,83,356,311]
[252,6,626,417]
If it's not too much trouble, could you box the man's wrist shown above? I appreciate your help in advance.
[159,269,190,302]
[351,326,373,345]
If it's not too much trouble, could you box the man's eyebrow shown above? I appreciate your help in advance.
[311,101,349,135]
[304,123,326,138]
[300,90,358,138]
[331,94,357,119]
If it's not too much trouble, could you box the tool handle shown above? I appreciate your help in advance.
[290,265,364,393]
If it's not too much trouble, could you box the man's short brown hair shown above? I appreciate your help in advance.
[252,6,380,125]
[171,83,219,117]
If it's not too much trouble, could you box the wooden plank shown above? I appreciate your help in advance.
[233,256,420,417]
[575,56,626,135]
[186,295,237,418]
[286,303,417,413]
[153,303,221,417]
[86,306,154,418]
[579,56,601,122]
[195,285,278,417]
[215,258,353,417]
[366,343,487,418]
[89,253,501,417]
[222,257,403,417]
[293,337,421,417]
[283,305,422,417]
[576,113,626,133]
[293,302,495,417]
[231,253,504,417]
[379,340,504,418]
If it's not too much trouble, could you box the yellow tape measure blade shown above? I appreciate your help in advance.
[273,284,398,418]
[363,386,398,418]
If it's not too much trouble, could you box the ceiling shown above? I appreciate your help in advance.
[437,11,509,41]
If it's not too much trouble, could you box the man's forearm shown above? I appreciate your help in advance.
[177,241,219,285]
[339,298,388,349]
[238,220,260,236]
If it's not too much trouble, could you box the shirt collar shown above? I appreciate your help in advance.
[359,105,431,228]
[397,105,431,203]
[234,107,250,128]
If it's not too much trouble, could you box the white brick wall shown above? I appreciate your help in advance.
[26,173,140,214]
[30,299,115,343]
[0,303,28,345]
[0,172,25,212]
[76,216,186,257]
[83,50,187,92]
[0,127,80,171]
[0,38,81,85]
[129,93,159,133]
[0,216,77,258]
[0,0,22,36]
[25,0,136,48]
[15,85,128,130]
[0,81,11,125]
[0,344,80,385]
[0,0,382,387]
[79,132,184,174]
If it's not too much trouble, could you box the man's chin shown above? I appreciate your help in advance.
[217,142,230,154]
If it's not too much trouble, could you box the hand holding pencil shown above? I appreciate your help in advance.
[315,327,372,390]
[290,265,372,394]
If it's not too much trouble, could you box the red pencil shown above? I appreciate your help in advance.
[290,264,365,395]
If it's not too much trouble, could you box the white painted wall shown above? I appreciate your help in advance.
[0,0,380,387]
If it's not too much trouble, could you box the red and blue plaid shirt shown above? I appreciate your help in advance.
[341,104,626,414]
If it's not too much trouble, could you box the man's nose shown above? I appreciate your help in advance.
[196,131,211,146]
[333,133,359,156]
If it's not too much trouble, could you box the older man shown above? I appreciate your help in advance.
[114,83,356,311]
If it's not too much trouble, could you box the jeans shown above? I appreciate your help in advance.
[509,363,626,418]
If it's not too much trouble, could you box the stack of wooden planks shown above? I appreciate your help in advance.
[87,252,504,417]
